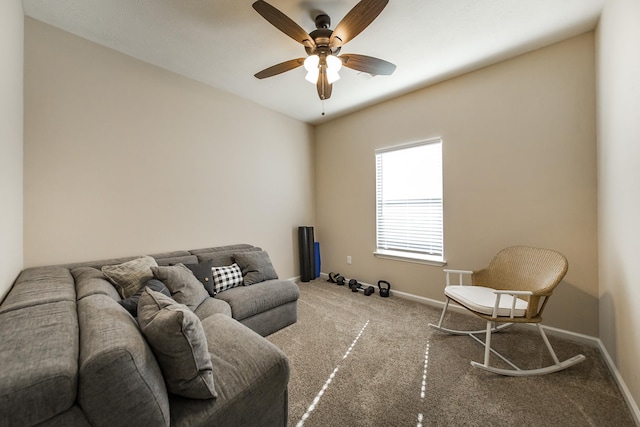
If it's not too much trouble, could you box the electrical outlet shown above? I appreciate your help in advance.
[347,256,352,264]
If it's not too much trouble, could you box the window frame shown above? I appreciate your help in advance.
[373,137,446,266]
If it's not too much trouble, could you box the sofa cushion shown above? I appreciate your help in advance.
[119,279,171,316]
[156,255,199,266]
[194,297,232,320]
[0,267,75,314]
[138,288,217,400]
[168,314,290,427]
[151,264,209,311]
[184,260,216,296]
[214,279,300,322]
[233,250,279,286]
[72,267,121,302]
[212,263,244,294]
[195,247,261,267]
[77,294,170,427]
[35,405,90,427]
[0,301,78,426]
[102,255,158,299]
[189,244,255,256]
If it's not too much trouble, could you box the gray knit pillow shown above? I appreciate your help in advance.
[233,250,278,285]
[138,287,216,400]
[151,264,209,311]
[102,255,158,299]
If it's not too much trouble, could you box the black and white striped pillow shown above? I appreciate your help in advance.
[211,263,243,294]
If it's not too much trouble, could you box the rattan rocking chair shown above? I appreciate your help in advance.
[429,246,586,376]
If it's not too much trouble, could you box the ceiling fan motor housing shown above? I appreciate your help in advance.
[306,27,340,56]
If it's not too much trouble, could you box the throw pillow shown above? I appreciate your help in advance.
[119,279,171,316]
[102,255,158,299]
[151,264,209,311]
[184,260,216,296]
[233,250,279,286]
[137,287,217,400]
[211,263,243,294]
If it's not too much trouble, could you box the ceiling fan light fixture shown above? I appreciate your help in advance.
[252,0,396,102]
[326,54,342,84]
[304,55,320,84]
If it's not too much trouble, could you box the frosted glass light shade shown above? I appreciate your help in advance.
[304,55,320,84]
[326,55,342,84]
[326,54,342,71]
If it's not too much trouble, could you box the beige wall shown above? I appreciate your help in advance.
[23,18,315,278]
[0,0,24,301]
[315,33,598,336]
[597,0,640,408]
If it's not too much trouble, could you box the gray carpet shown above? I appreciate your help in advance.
[267,278,636,426]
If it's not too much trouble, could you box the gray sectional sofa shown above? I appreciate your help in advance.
[0,244,299,426]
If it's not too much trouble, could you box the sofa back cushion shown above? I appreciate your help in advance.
[77,294,170,427]
[194,247,262,267]
[72,267,121,301]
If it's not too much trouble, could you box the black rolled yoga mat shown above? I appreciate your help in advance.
[298,226,315,282]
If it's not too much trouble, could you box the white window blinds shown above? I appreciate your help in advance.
[375,138,443,261]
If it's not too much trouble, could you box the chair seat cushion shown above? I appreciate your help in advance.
[445,285,528,317]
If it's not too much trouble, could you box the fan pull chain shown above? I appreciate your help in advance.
[322,99,325,116]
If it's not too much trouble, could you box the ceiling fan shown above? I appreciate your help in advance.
[252,0,396,101]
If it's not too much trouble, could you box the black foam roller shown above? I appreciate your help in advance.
[298,226,315,282]
[306,226,315,279]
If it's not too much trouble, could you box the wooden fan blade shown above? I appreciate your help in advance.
[330,0,388,48]
[316,69,332,100]
[340,53,396,75]
[252,1,316,49]
[254,58,305,79]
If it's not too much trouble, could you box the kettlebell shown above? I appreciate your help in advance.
[378,280,391,297]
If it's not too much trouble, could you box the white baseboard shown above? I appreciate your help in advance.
[596,338,640,425]
[316,273,639,423]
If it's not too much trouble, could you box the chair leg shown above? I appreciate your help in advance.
[483,320,492,366]
[436,297,450,328]
[537,324,561,365]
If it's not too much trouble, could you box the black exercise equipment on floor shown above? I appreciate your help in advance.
[298,226,315,282]
[378,280,391,297]
[349,279,375,296]
[327,272,346,286]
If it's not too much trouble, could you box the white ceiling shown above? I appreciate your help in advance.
[22,0,604,125]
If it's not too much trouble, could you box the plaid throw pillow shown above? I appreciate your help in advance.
[211,263,243,294]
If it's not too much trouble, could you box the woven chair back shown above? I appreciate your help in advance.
[472,246,568,296]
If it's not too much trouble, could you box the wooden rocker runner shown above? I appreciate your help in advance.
[429,246,586,376]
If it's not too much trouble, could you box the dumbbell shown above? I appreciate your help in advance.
[348,279,375,296]
[328,272,345,285]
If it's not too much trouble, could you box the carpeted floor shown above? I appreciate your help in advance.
[267,278,636,427]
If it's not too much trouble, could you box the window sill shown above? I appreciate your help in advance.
[374,249,447,267]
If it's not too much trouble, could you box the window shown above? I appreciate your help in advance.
[375,138,444,265]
